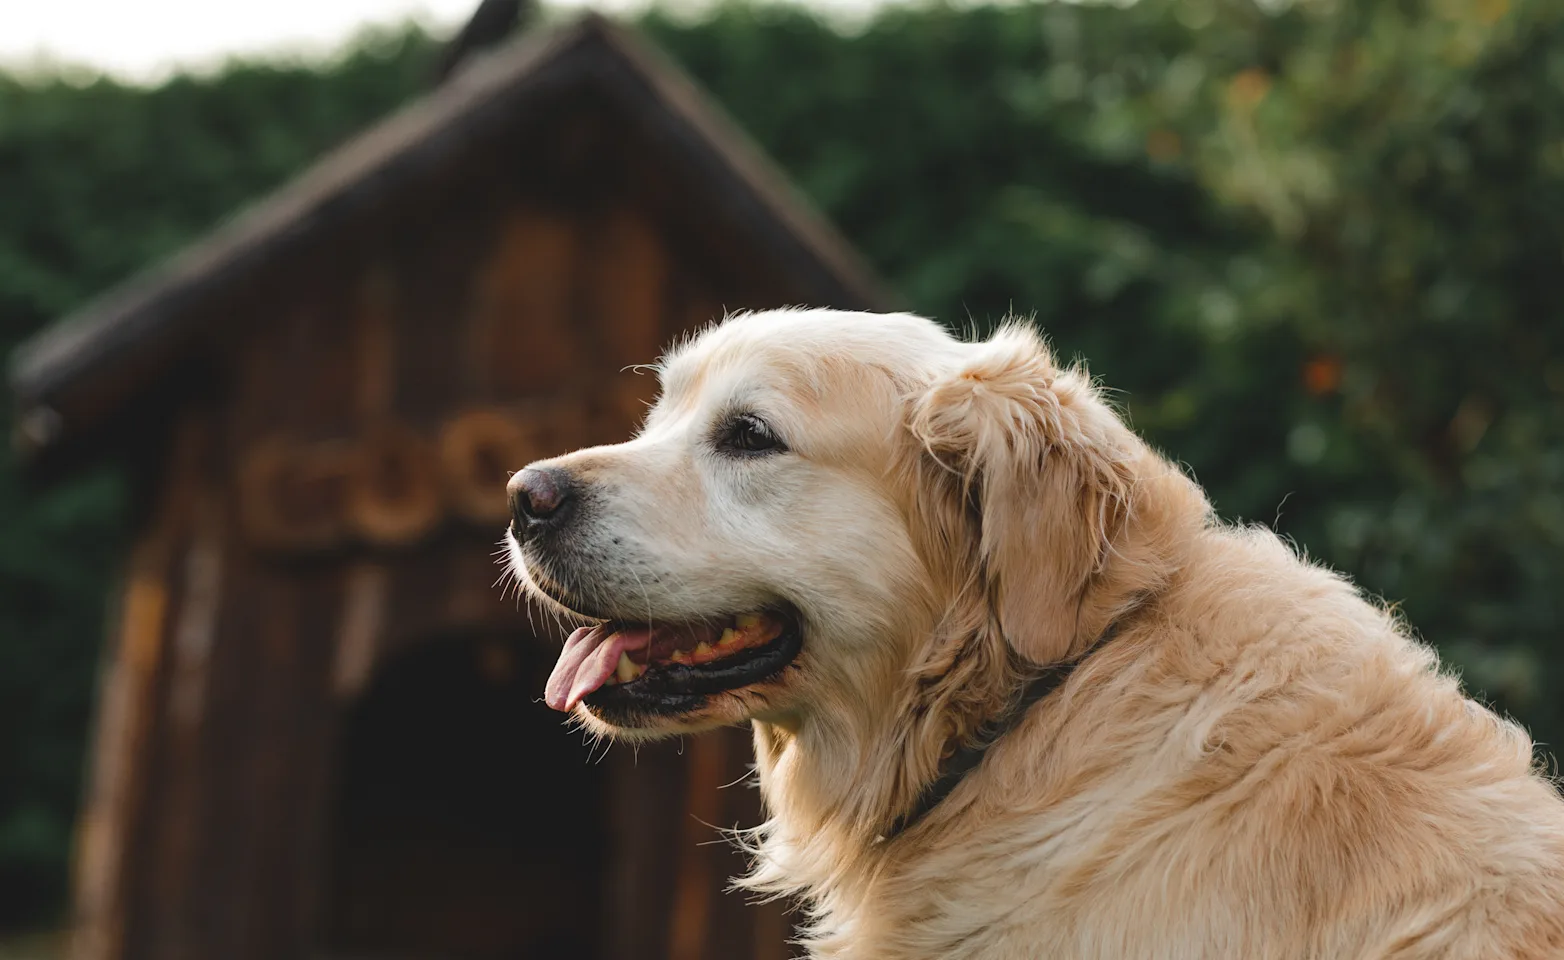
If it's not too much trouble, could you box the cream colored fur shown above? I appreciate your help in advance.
[511,308,1564,960]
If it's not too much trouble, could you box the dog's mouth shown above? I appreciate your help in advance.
[544,607,803,716]
[544,606,800,719]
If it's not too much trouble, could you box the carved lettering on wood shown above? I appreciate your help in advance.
[237,436,353,552]
[347,422,443,546]
[236,404,592,554]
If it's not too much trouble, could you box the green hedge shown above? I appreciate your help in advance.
[2,0,1560,931]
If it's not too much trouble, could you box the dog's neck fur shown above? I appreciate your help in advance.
[739,446,1208,942]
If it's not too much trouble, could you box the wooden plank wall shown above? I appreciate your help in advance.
[71,416,205,960]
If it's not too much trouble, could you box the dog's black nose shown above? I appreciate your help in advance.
[508,466,573,536]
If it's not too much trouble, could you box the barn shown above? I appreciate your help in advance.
[7,13,889,960]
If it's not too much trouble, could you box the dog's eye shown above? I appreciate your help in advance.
[717,414,785,456]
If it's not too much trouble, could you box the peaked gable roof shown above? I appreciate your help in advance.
[8,13,892,461]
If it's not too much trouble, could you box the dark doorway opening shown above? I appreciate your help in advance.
[321,630,606,958]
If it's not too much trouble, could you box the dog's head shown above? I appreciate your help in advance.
[507,309,1195,748]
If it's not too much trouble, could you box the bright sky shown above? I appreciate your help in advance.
[2,0,841,83]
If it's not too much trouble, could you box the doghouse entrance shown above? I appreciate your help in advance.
[321,629,607,958]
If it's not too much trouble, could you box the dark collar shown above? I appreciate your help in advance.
[879,623,1119,842]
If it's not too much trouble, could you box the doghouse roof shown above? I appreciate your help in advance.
[7,13,891,465]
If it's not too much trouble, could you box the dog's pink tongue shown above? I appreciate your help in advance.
[545,624,650,712]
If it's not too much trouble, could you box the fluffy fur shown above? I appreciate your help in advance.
[510,308,1564,959]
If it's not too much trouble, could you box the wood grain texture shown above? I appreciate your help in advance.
[469,211,584,397]
[70,417,208,960]
[332,564,389,701]
[141,452,227,960]
[353,267,398,419]
[669,733,727,960]
[586,208,671,371]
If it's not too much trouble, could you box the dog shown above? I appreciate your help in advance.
[506,308,1564,959]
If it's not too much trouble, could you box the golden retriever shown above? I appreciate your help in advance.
[505,308,1564,960]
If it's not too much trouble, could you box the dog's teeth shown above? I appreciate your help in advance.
[616,653,640,683]
[735,613,762,630]
[694,641,714,658]
[669,650,691,664]
[718,627,739,647]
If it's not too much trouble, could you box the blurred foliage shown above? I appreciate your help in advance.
[2,0,1562,932]
[641,0,1564,740]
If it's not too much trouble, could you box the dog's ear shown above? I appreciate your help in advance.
[909,323,1135,665]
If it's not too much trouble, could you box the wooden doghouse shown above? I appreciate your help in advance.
[8,15,889,960]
